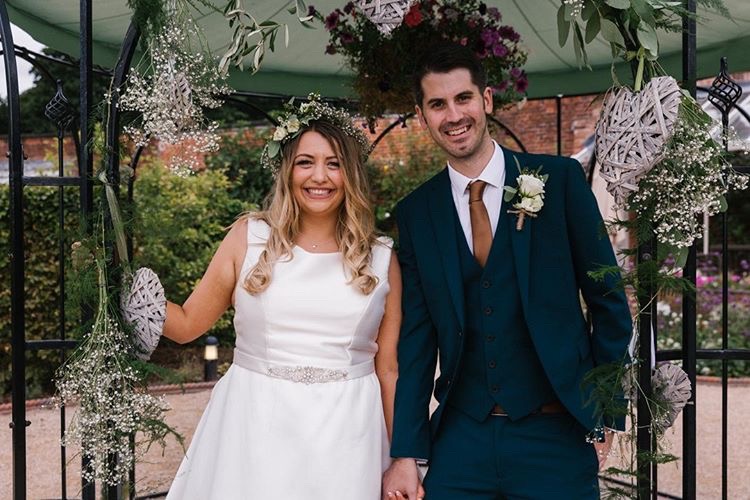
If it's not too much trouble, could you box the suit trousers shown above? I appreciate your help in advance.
[423,405,600,500]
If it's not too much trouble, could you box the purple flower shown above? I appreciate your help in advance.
[510,67,523,79]
[492,81,509,94]
[325,43,337,54]
[481,29,499,46]
[499,26,520,42]
[514,76,529,93]
[340,31,354,45]
[325,11,340,30]
[487,7,501,21]
[307,5,317,17]
[492,42,508,58]
[343,2,355,14]
[741,259,749,271]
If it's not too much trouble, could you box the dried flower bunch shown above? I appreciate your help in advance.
[628,100,748,251]
[55,225,180,485]
[320,0,528,121]
[261,94,371,173]
[117,0,232,173]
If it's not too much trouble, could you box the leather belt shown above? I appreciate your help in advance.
[490,400,567,417]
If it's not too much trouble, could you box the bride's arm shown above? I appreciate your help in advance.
[375,252,402,441]
[163,218,247,344]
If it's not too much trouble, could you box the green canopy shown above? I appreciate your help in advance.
[7,0,750,98]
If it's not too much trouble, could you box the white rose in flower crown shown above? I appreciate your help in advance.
[272,125,288,142]
[517,195,544,213]
[285,116,301,133]
[517,174,545,197]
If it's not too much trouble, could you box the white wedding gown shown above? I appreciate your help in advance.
[166,219,392,499]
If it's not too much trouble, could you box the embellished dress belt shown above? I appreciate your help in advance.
[233,348,375,384]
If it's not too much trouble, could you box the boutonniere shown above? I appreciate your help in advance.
[503,156,548,231]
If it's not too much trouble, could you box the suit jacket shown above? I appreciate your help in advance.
[390,147,633,460]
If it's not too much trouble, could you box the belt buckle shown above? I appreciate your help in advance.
[490,406,508,417]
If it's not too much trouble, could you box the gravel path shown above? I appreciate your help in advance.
[2,379,748,499]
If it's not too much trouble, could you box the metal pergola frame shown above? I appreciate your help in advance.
[3,1,750,498]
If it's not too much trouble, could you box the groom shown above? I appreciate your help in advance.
[382,43,632,499]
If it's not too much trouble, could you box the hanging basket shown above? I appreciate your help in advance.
[595,76,683,206]
[121,267,166,360]
[356,0,416,35]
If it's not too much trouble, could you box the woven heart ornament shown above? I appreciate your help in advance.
[356,0,415,35]
[122,267,166,360]
[596,76,683,206]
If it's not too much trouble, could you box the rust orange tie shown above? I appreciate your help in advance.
[469,180,492,267]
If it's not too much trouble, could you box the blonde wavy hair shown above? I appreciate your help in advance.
[242,120,379,295]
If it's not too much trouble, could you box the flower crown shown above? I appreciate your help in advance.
[261,94,371,172]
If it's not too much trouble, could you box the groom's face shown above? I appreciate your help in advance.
[416,68,493,163]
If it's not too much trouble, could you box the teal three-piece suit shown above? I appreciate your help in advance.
[391,147,633,499]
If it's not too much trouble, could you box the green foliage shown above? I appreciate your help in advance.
[0,186,86,400]
[368,137,445,238]
[132,161,254,346]
[203,131,274,205]
[557,0,729,82]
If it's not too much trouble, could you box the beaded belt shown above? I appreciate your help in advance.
[233,348,374,384]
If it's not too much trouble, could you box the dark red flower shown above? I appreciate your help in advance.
[343,2,355,14]
[325,43,337,54]
[404,4,423,27]
[341,31,355,45]
[325,11,340,30]
[514,76,529,93]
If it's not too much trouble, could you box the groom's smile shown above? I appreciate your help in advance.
[416,68,495,174]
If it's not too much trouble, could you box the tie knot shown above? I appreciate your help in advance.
[469,180,487,202]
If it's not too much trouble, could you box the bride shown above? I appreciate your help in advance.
[160,97,400,499]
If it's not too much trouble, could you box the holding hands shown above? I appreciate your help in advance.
[382,458,425,500]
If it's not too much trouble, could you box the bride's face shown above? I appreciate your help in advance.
[290,130,346,220]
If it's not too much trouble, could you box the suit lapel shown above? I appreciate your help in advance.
[428,169,465,329]
[503,148,531,309]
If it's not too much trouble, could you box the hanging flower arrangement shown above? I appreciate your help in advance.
[319,0,528,121]
[117,1,233,174]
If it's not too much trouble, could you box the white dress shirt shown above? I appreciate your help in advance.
[447,141,506,255]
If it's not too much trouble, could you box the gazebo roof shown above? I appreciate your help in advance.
[7,0,750,98]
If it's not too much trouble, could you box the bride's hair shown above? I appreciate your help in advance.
[242,120,379,295]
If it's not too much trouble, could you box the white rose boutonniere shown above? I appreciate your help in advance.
[503,156,548,231]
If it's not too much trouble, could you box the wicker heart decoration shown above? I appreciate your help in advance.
[596,76,683,206]
[651,362,691,433]
[122,267,166,360]
[356,0,415,35]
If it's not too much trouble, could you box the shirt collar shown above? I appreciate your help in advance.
[447,141,505,195]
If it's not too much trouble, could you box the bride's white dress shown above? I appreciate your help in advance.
[166,219,392,499]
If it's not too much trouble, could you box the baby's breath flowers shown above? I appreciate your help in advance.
[117,2,231,174]
[628,100,748,251]
[55,239,180,486]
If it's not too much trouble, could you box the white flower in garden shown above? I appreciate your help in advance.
[518,195,543,213]
[518,174,545,197]
[285,115,301,133]
[273,125,288,141]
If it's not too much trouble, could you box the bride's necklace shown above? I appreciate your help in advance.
[297,234,337,251]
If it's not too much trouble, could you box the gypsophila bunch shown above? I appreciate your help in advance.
[117,1,232,174]
[319,0,528,120]
[55,226,181,485]
[261,93,371,173]
[628,101,748,251]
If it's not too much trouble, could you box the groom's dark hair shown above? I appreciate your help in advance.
[412,42,488,107]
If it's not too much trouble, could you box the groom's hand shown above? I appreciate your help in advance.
[382,458,424,500]
[594,429,615,470]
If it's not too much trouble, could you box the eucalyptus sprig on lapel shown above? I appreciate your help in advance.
[503,156,548,231]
